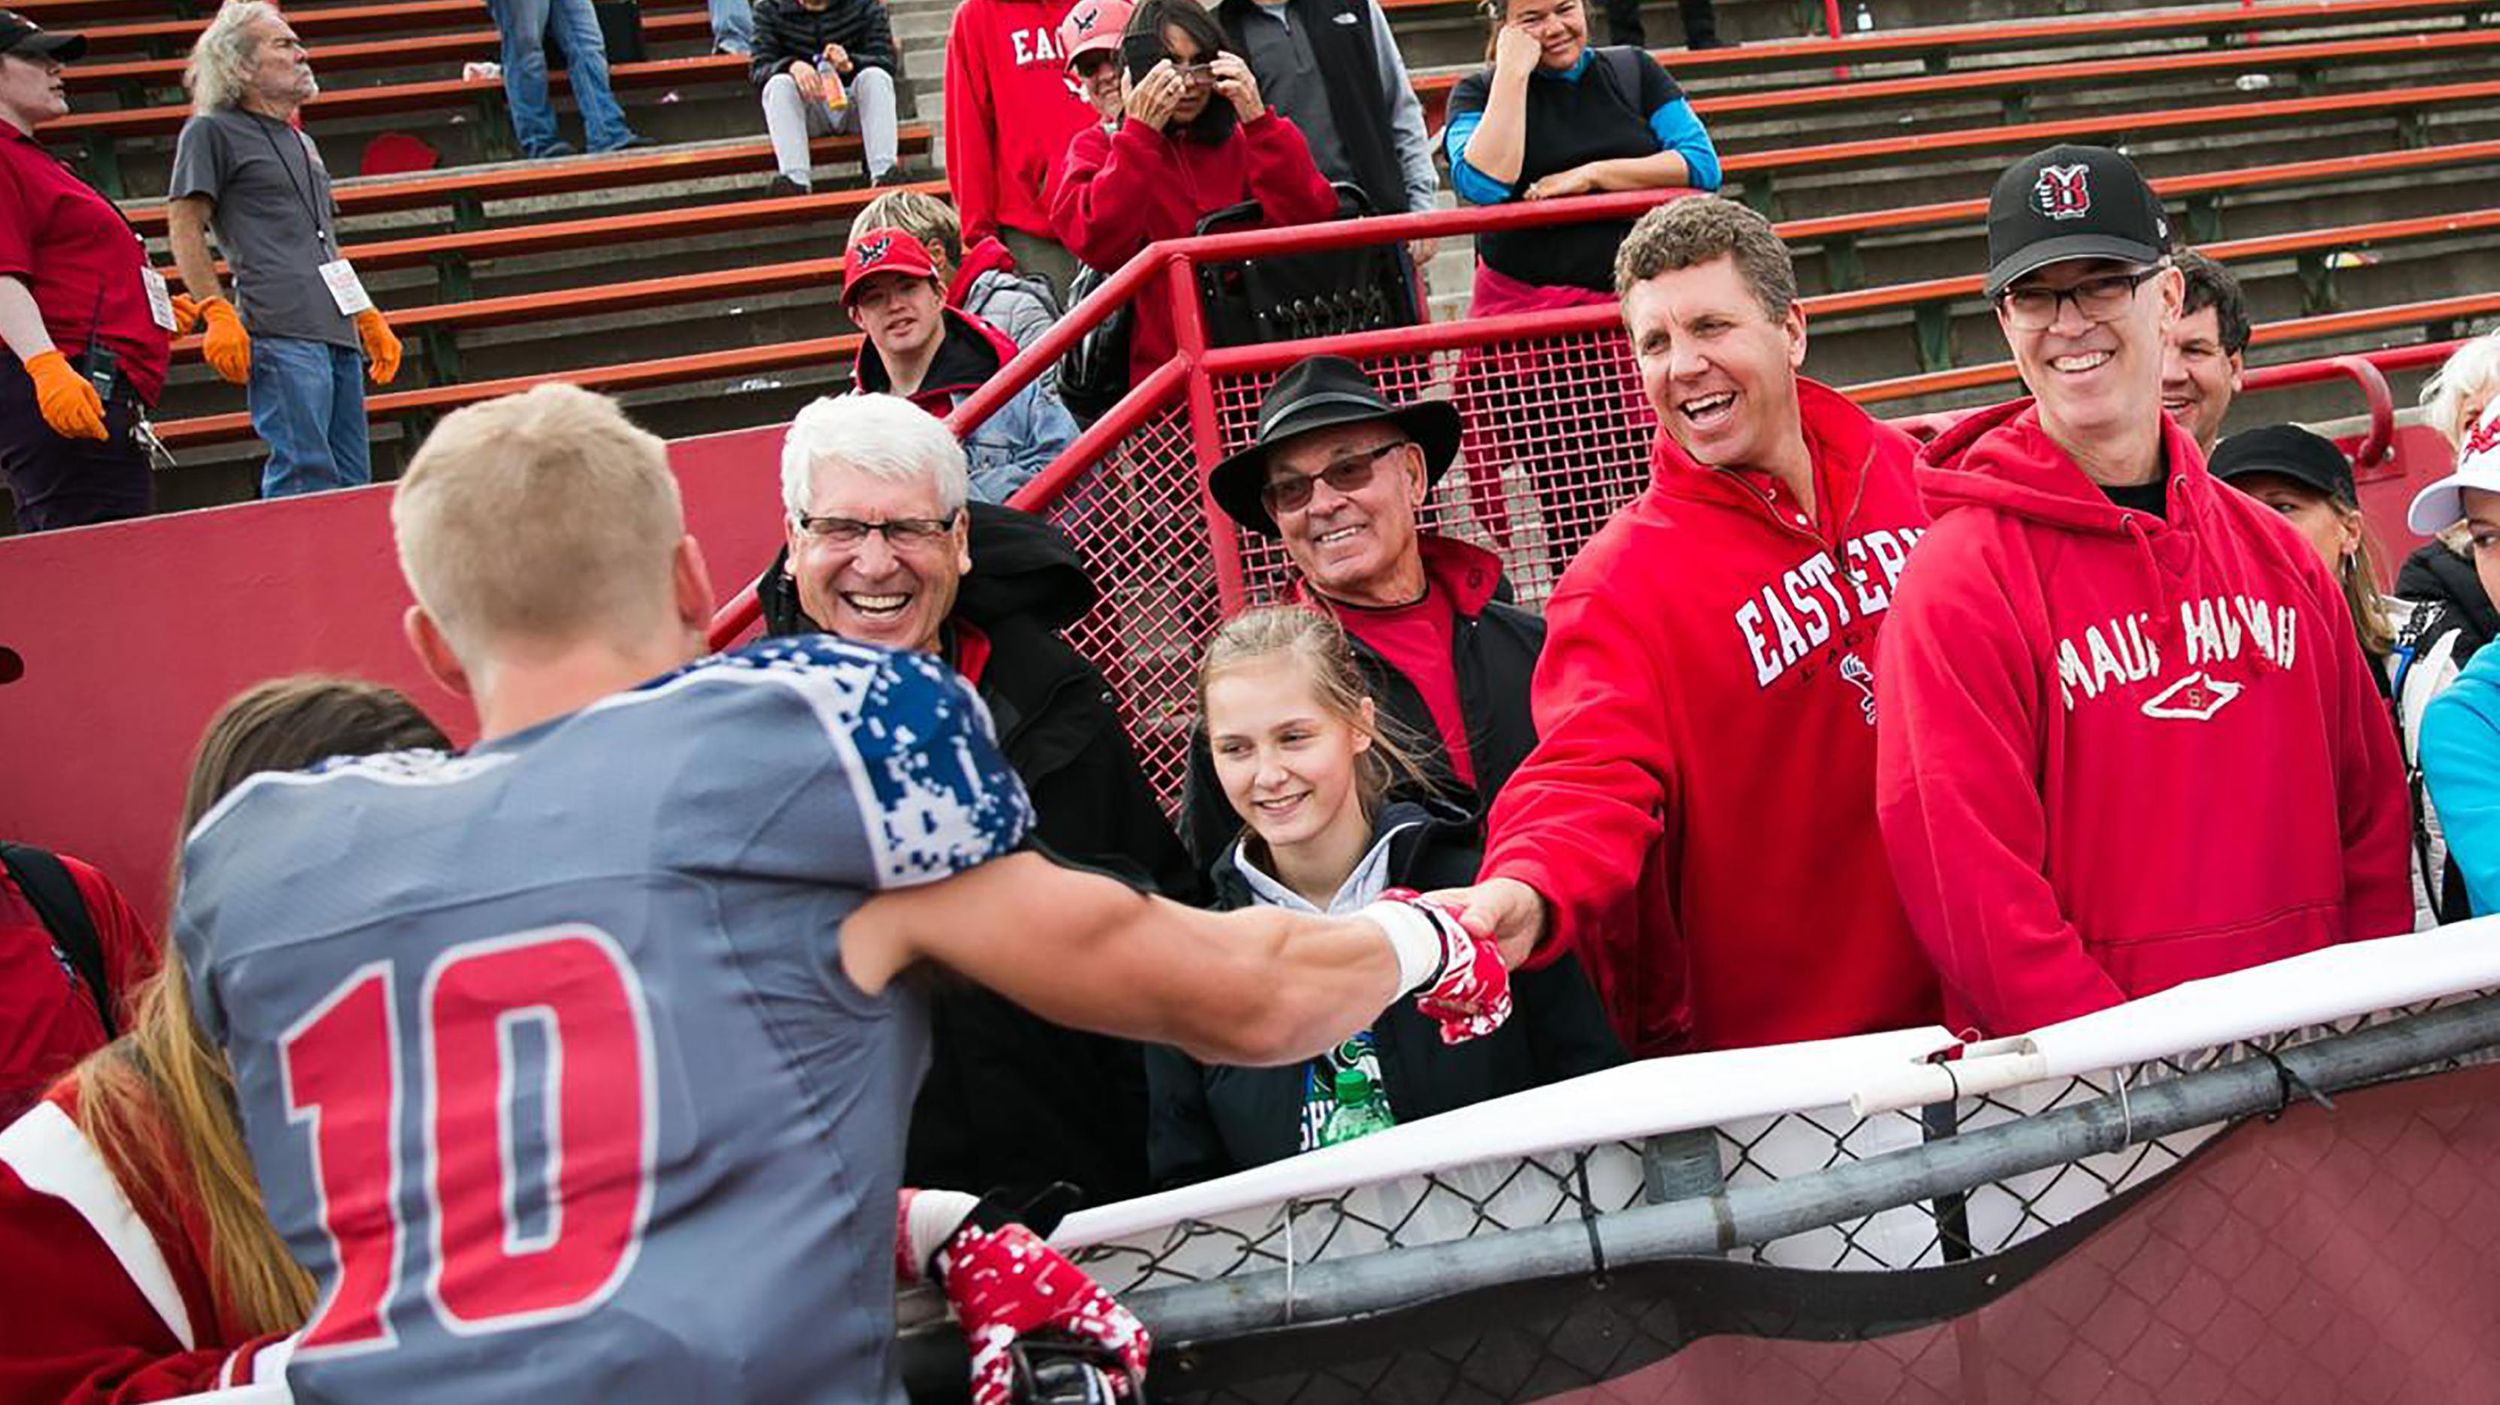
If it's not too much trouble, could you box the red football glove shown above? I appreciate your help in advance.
[1380,888,1514,1044]
[897,1190,1150,1405]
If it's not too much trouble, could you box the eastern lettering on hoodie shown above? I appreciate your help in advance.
[1735,526,1928,688]
[1010,26,1065,65]
[2053,593,2301,712]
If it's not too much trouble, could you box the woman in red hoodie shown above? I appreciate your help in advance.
[0,677,450,1403]
[1047,0,1338,387]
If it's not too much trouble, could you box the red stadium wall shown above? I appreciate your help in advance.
[0,424,788,925]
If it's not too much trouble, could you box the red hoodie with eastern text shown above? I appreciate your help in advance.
[943,0,1098,245]
[1480,380,1943,1056]
[1875,400,2412,1037]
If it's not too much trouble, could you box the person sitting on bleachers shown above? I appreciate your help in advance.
[0,678,449,1403]
[757,392,1198,1207]
[852,188,1063,363]
[1049,0,1339,395]
[2394,332,2500,671]
[752,0,900,193]
[841,229,1074,502]
[2161,250,2248,456]
[481,0,648,158]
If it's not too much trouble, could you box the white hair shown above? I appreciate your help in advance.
[185,1,282,113]
[779,394,971,520]
[2423,330,2500,449]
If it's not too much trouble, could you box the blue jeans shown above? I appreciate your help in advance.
[489,0,640,155]
[710,0,753,53]
[249,337,371,500]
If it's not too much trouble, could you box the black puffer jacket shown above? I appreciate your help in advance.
[2396,538,2500,659]
[1146,802,1622,1189]
[749,0,896,86]
[759,501,1194,1206]
[1180,534,1546,866]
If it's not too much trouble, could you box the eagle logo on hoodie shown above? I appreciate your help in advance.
[2033,164,2092,221]
[1838,652,1877,726]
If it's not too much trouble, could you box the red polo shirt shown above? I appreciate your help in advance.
[0,126,169,404]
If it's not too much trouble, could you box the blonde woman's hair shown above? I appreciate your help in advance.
[850,190,963,266]
[75,677,449,1337]
[184,2,281,113]
[1196,606,1434,830]
[2335,508,2396,659]
[2423,331,2500,450]
[393,382,684,660]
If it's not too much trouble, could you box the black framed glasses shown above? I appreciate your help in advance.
[1261,440,1411,514]
[1996,265,2165,331]
[793,510,960,549]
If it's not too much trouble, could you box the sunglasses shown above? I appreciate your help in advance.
[1261,440,1410,514]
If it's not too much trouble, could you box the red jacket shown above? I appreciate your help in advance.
[943,0,1097,245]
[1049,112,1338,384]
[0,1083,289,1402]
[1481,381,1942,1056]
[1875,400,2413,1037]
[1,855,158,1126]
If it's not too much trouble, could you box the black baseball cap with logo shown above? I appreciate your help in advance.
[1984,144,2171,299]
[0,10,86,61]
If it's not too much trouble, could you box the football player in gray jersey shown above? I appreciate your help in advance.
[175,383,1513,1404]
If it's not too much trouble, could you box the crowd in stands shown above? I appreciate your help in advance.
[14,0,2500,1400]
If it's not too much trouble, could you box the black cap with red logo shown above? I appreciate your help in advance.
[0,10,85,61]
[1984,144,2171,299]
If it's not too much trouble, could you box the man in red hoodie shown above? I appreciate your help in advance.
[1425,198,1941,1057]
[943,0,1097,298]
[1875,145,2411,1038]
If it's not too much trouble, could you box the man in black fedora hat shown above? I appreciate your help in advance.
[1183,354,1546,863]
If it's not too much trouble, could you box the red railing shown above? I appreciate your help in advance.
[709,194,2480,806]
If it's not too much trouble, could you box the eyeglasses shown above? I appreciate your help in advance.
[1167,59,1216,84]
[1261,440,1410,514]
[1996,266,2164,331]
[793,511,960,549]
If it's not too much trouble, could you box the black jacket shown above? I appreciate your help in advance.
[1147,802,1622,1188]
[2396,538,2500,659]
[750,0,896,86]
[759,502,1194,1206]
[1180,535,1547,867]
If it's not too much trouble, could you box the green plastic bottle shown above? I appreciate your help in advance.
[1317,1066,1397,1147]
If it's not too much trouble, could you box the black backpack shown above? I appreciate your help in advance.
[1,844,114,1038]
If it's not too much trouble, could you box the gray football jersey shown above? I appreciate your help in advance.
[176,638,1035,1403]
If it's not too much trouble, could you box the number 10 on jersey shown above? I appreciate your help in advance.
[278,926,658,1354]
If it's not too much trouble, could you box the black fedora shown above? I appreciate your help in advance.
[1208,356,1462,538]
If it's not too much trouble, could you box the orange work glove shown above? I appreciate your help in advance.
[24,350,106,441]
[169,291,202,336]
[353,307,400,385]
[198,296,251,384]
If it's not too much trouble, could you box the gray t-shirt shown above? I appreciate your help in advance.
[176,637,1037,1403]
[168,106,355,348]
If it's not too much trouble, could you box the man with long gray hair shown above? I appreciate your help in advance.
[168,2,401,499]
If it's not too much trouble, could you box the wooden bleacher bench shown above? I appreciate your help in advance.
[1412,26,2500,126]
[65,13,717,95]
[1846,290,2500,406]
[61,0,707,53]
[155,334,865,450]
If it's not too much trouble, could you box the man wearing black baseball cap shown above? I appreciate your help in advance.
[1182,355,1544,864]
[1872,144,2411,1038]
[0,9,174,531]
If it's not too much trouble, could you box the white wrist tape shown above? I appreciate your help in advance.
[1360,900,1446,995]
[902,1189,982,1283]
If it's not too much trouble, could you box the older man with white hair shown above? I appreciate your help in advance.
[167,2,400,499]
[757,392,1193,1207]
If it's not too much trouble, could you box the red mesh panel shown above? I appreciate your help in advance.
[1043,324,1659,815]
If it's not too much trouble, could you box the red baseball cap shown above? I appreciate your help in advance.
[1060,0,1133,70]
[841,228,941,307]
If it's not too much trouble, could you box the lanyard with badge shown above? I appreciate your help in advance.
[250,113,373,317]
